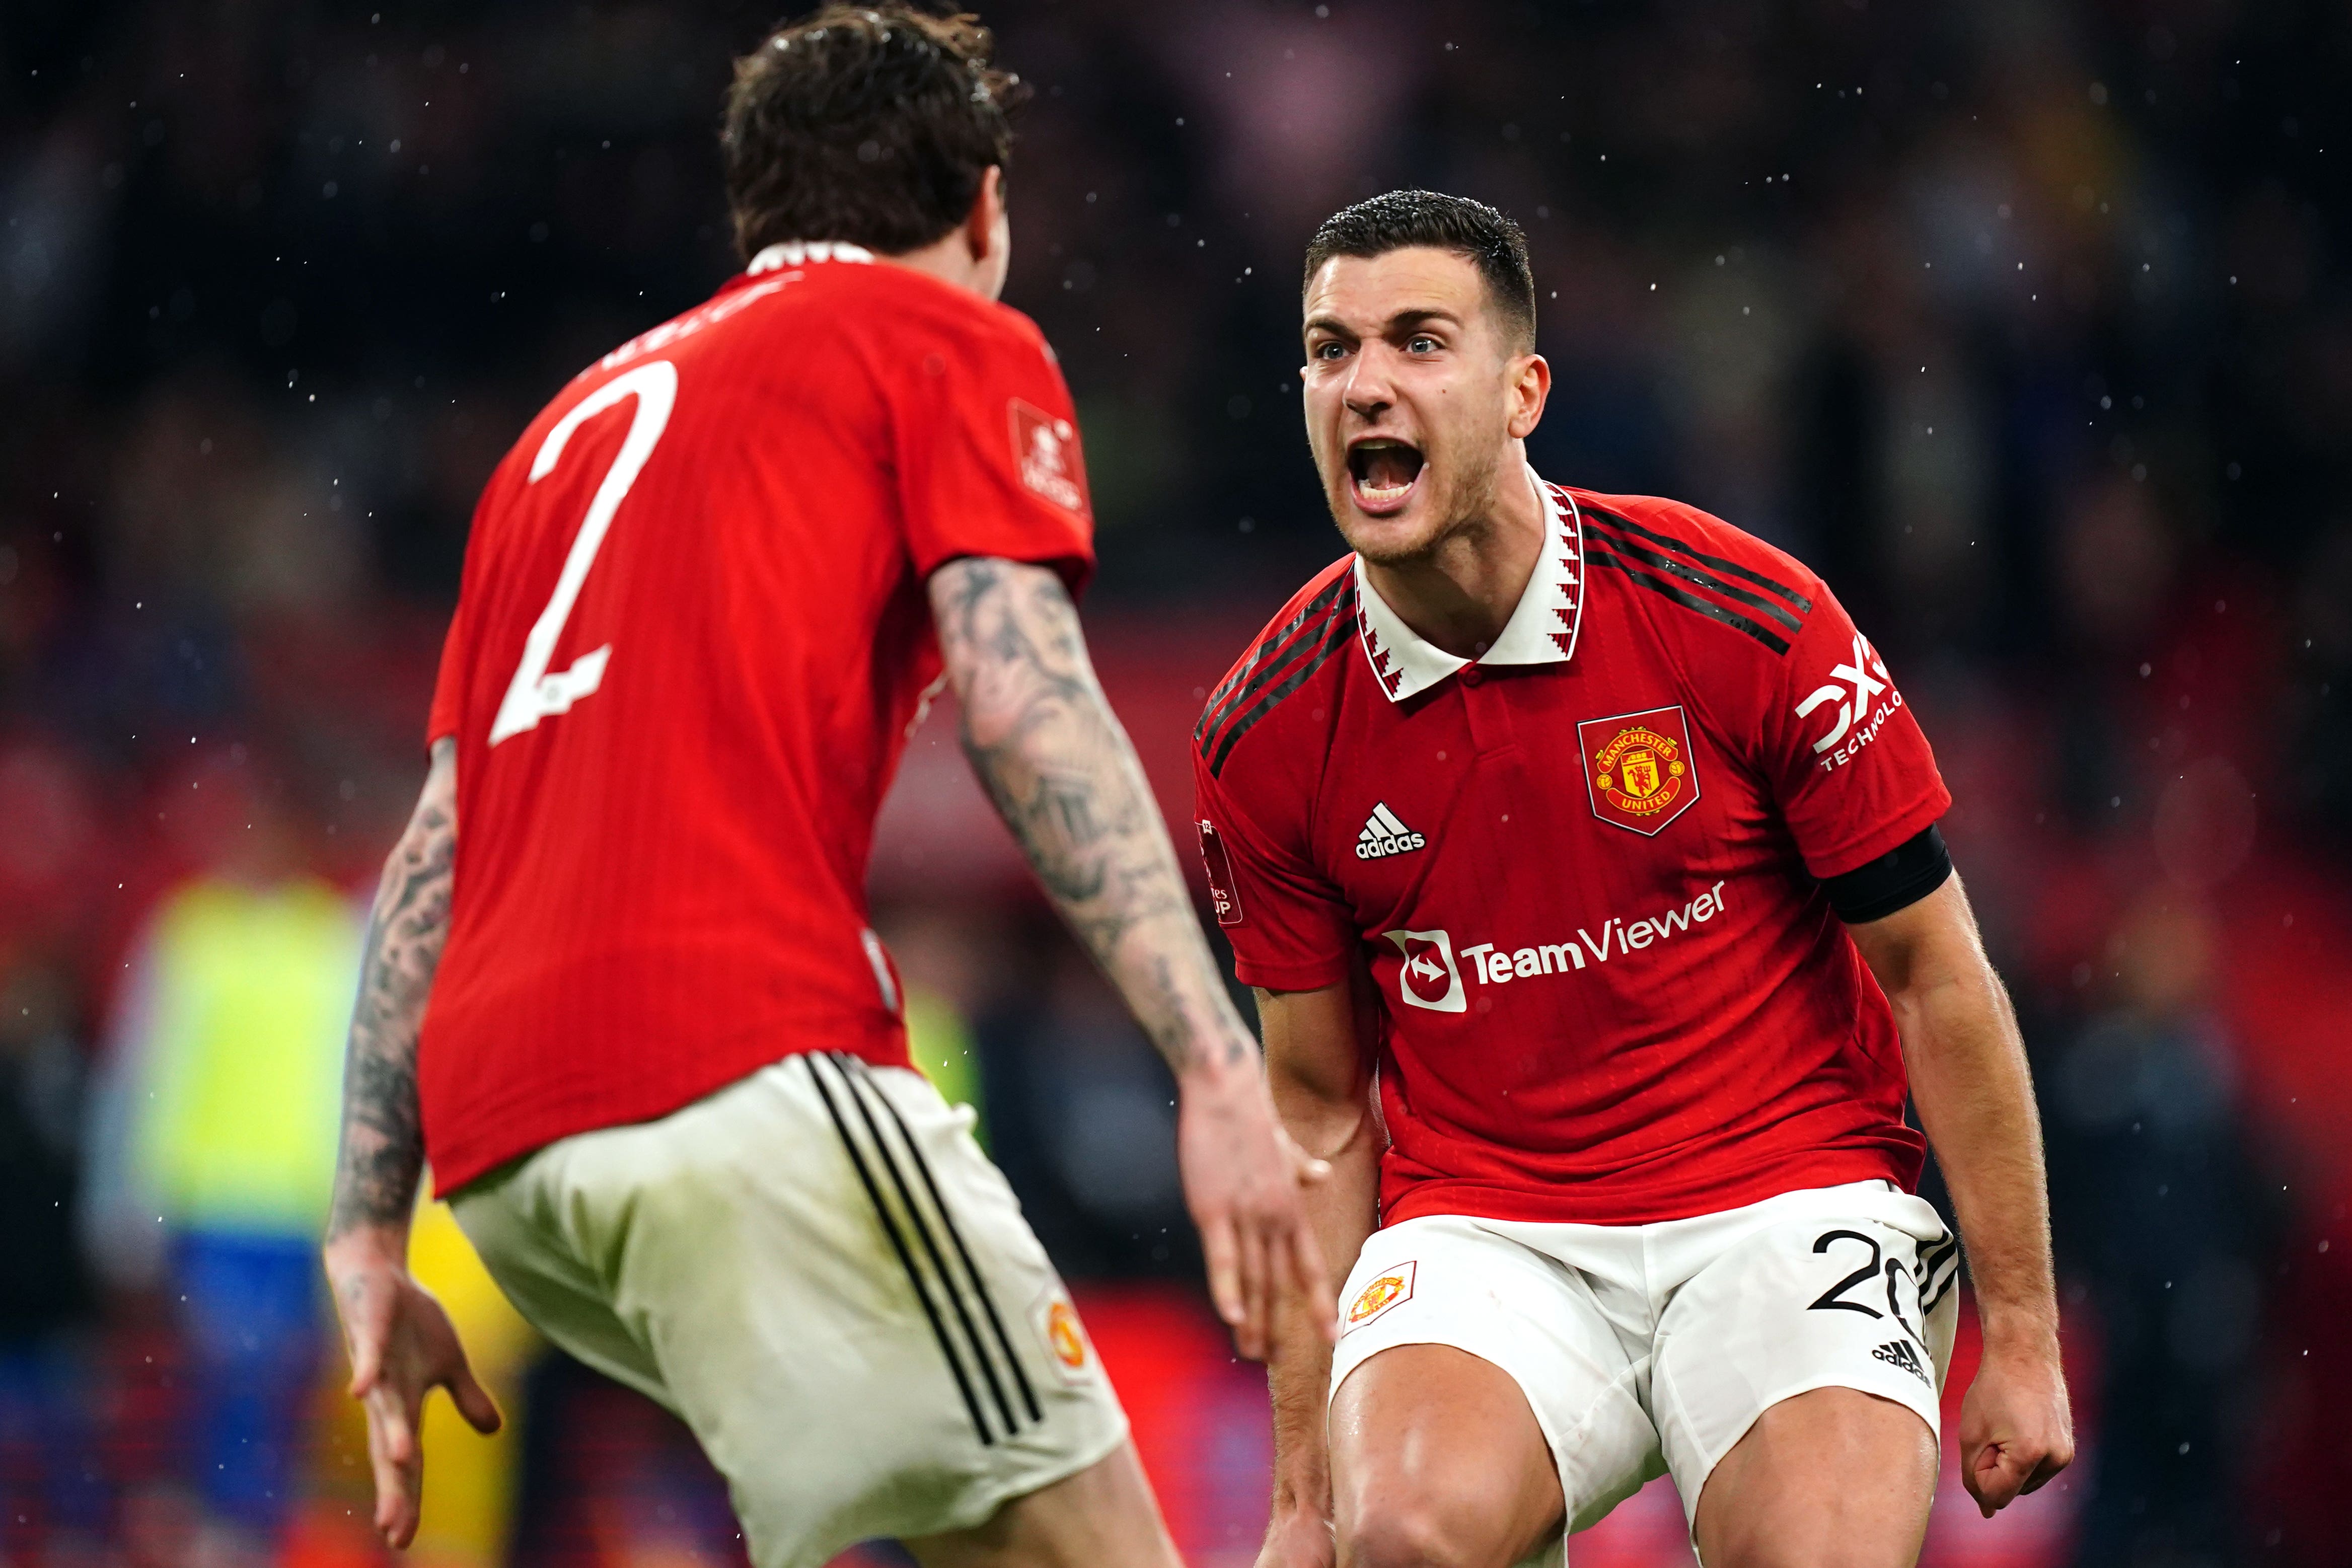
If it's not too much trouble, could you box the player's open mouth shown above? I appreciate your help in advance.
[1347,438,1424,514]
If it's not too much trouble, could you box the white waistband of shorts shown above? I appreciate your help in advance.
[1468,1179,1947,1246]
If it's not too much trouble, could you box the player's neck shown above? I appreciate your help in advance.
[878,230,998,300]
[1360,458,1547,660]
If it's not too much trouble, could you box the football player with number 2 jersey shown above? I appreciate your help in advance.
[316,12,1329,1568]
[1201,192,2074,1568]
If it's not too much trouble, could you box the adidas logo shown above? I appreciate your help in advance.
[1872,1338,1931,1387]
[1356,803,1427,861]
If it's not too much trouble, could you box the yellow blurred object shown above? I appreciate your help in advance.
[134,876,360,1231]
[904,985,985,1143]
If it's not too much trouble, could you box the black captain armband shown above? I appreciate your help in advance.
[1822,825,1953,924]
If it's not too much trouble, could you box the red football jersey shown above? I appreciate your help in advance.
[1193,472,1949,1227]
[420,245,1094,1192]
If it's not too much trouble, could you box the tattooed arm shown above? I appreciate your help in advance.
[321,738,500,1549]
[928,557,1332,1358]
[328,737,457,1241]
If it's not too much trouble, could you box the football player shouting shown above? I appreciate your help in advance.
[1195,190,2072,1568]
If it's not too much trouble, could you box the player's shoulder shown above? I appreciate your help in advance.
[1563,485,1825,660]
[590,248,1055,381]
[815,252,1058,363]
[1194,554,1359,781]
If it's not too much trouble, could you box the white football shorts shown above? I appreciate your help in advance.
[1329,1180,1959,1565]
[449,1052,1128,1568]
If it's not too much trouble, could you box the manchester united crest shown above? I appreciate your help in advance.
[1047,1300,1088,1370]
[1343,1260,1416,1333]
[1576,705,1700,836]
[1033,1290,1097,1385]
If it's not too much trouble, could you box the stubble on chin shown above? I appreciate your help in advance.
[1345,518,1448,568]
[1327,441,1503,568]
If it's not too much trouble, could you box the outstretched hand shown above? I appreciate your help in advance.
[1180,1060,1335,1362]
[326,1248,502,1548]
[1957,1335,2073,1518]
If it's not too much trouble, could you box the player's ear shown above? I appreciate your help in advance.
[965,166,1006,264]
[1506,352,1551,440]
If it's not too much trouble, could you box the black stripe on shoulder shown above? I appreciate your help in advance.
[1196,574,1353,745]
[1587,547,1793,655]
[1206,580,1357,778]
[1579,505,1813,614]
[1579,516,1805,633]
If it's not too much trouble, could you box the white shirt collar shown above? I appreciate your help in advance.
[1354,466,1586,702]
[746,240,874,273]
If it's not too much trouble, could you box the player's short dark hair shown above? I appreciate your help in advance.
[722,5,1030,262]
[1302,190,1536,351]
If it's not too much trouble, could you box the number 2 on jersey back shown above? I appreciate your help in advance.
[489,359,678,745]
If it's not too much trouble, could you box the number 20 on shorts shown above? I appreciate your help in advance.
[489,359,678,745]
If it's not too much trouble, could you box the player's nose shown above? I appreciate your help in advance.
[1341,339,1401,419]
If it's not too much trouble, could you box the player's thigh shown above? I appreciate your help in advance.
[1326,1217,1658,1567]
[610,1054,1129,1566]
[1692,1386,1936,1568]
[902,1440,1177,1568]
[1331,1344,1561,1568]
[1649,1200,1954,1558]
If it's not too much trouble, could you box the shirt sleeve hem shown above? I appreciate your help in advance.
[919,546,1096,601]
[1231,955,1352,993]
[1800,787,1952,881]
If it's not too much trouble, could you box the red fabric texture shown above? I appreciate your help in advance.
[419,259,1094,1192]
[1194,487,1949,1227]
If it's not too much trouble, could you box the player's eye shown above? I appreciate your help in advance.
[1311,340,1349,361]
[1408,335,1440,354]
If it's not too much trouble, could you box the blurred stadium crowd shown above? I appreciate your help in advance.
[2,1,2348,1564]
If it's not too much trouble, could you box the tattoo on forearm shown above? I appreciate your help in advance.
[327,746,458,1239]
[932,558,1248,1073]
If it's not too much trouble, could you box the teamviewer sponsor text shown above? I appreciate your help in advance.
[1458,880,1730,986]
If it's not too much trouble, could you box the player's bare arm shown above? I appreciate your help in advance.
[328,740,457,1240]
[1848,874,2075,1517]
[321,737,500,1550]
[1252,976,1382,1568]
[927,555,1333,1358]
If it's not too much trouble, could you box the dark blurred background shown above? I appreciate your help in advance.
[3,2,2348,1565]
